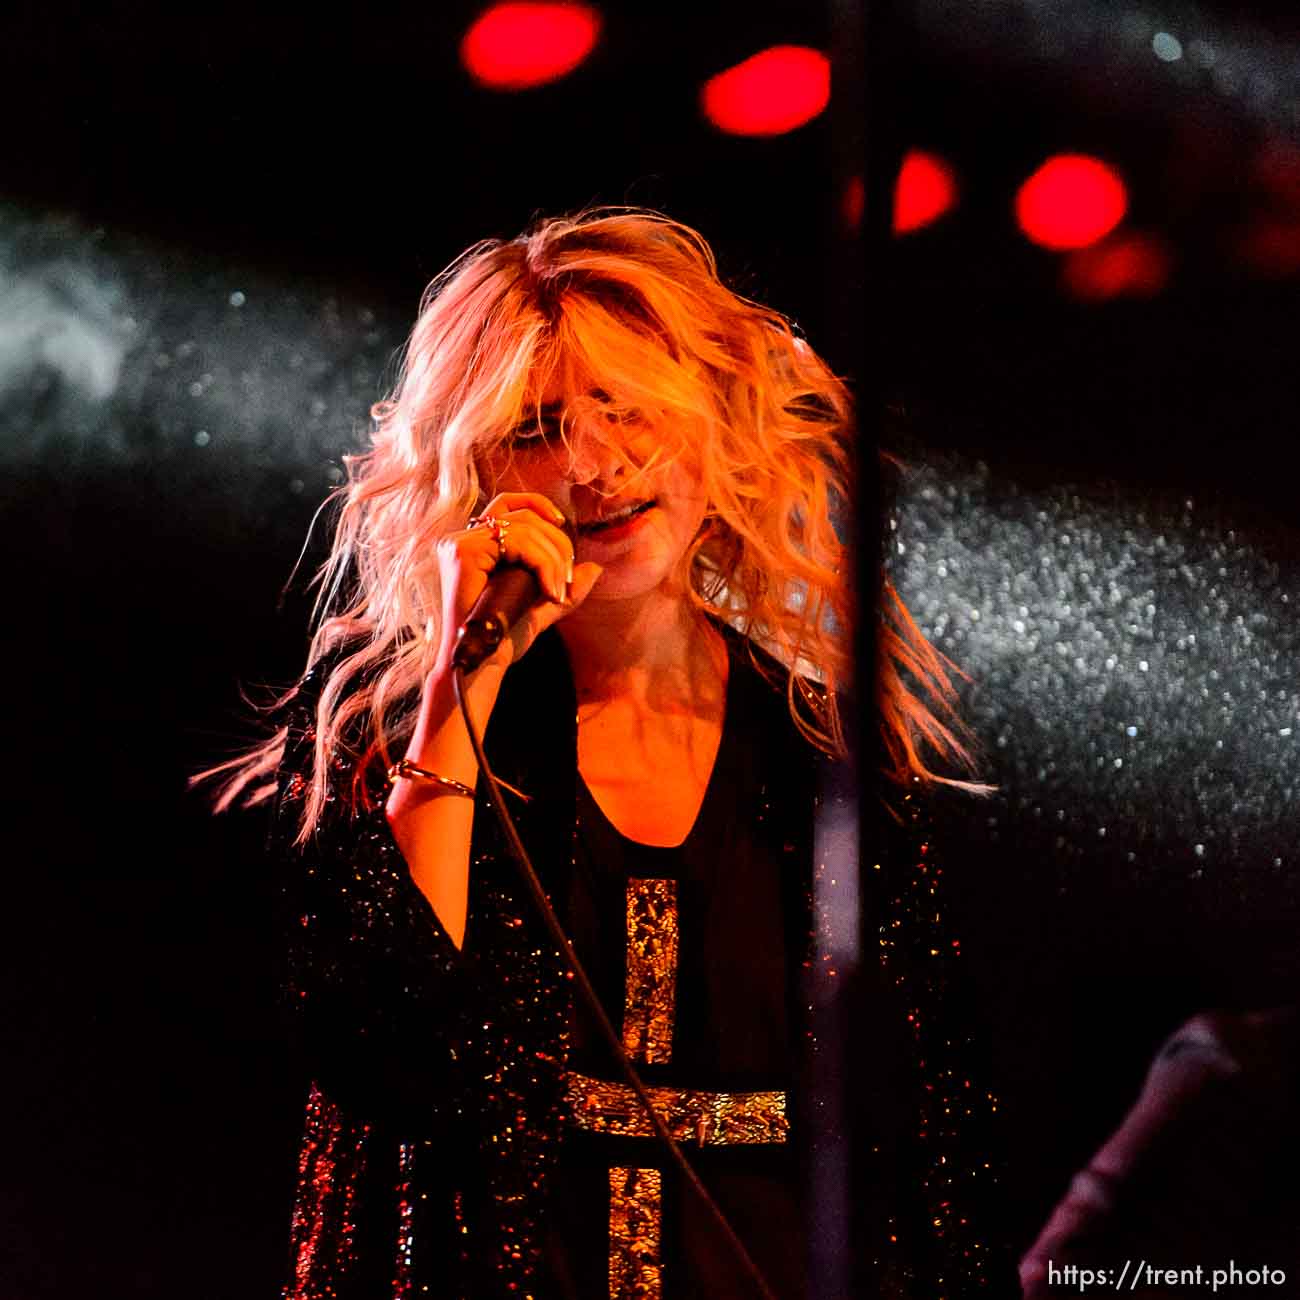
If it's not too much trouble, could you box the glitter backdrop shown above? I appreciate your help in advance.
[892,452,1300,1242]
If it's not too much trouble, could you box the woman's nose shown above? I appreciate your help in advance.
[567,423,625,485]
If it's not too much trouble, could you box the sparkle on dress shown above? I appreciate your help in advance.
[271,631,1011,1298]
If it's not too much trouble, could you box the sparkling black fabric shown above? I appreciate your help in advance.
[548,644,806,1299]
[271,625,1015,1298]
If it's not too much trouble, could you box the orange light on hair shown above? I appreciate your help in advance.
[1015,154,1128,250]
[701,46,830,137]
[461,3,601,90]
[198,210,988,837]
[893,150,958,235]
[1062,231,1172,300]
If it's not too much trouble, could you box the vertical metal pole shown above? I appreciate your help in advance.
[809,0,901,1293]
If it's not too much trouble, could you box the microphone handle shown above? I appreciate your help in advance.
[451,564,543,673]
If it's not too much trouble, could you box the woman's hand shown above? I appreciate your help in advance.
[434,492,603,673]
[390,493,601,949]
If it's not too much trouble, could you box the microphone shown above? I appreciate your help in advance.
[452,517,575,673]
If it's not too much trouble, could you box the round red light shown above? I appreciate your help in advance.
[894,150,958,234]
[461,3,601,91]
[701,46,830,137]
[1063,232,1171,300]
[1015,154,1128,250]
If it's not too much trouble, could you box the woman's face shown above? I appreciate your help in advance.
[486,392,710,605]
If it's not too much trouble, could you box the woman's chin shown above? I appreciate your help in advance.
[581,572,659,604]
[587,569,709,616]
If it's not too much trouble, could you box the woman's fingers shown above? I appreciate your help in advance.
[566,561,603,608]
[434,495,581,668]
[481,493,574,571]
[495,512,570,601]
[456,502,574,604]
[483,498,574,598]
[515,562,605,651]
[481,491,569,531]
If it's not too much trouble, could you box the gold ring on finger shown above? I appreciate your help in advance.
[489,516,511,561]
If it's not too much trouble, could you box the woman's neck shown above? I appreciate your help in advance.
[556,589,726,711]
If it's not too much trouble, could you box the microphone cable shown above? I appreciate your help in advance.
[453,665,781,1300]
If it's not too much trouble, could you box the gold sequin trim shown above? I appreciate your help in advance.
[565,1070,789,1146]
[623,878,679,1064]
[609,1166,663,1300]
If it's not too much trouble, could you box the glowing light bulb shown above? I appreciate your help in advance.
[701,46,830,137]
[894,150,958,234]
[461,3,601,90]
[1016,154,1128,250]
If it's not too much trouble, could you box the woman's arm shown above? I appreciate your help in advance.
[274,494,592,1115]
[273,677,485,1122]
[384,655,505,950]
[384,490,596,949]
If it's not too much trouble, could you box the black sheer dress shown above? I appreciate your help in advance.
[274,623,1013,1298]
[545,639,807,1298]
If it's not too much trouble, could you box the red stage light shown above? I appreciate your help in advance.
[894,150,958,234]
[841,152,958,235]
[1236,217,1300,277]
[1251,140,1300,209]
[461,3,600,90]
[1062,231,1171,301]
[701,46,830,137]
[842,175,865,230]
[1016,154,1128,250]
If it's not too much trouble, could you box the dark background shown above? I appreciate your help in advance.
[2,0,1298,1294]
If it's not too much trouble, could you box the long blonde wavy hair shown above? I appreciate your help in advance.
[204,208,977,841]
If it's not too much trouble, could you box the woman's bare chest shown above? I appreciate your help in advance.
[577,707,723,848]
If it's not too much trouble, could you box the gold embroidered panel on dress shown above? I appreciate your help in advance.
[567,1070,789,1146]
[609,1166,663,1300]
[623,878,679,1064]
[607,880,676,1298]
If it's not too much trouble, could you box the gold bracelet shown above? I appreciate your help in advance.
[386,759,475,797]
[386,758,530,803]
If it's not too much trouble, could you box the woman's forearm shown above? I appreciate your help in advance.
[385,658,505,949]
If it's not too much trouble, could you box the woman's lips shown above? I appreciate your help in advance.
[576,499,656,536]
